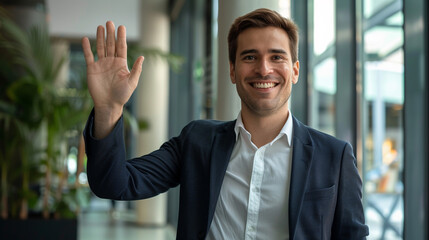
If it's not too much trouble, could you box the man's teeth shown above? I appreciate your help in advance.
[253,82,276,89]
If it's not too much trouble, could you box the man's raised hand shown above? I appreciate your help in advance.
[82,21,144,139]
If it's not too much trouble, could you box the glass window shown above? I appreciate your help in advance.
[312,57,336,135]
[313,0,335,55]
[361,0,404,239]
[310,0,336,135]
[364,0,396,18]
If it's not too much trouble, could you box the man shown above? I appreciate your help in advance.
[82,8,368,240]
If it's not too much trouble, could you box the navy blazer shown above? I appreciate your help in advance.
[84,112,369,239]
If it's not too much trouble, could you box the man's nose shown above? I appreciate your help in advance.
[255,59,273,77]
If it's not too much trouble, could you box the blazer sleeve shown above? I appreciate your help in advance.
[331,142,369,239]
[83,110,184,200]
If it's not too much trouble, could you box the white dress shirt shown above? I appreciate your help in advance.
[207,111,293,240]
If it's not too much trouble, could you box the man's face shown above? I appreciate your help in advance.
[230,26,299,117]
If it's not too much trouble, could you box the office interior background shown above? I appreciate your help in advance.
[0,0,427,239]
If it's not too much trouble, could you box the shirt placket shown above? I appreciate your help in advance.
[244,146,266,240]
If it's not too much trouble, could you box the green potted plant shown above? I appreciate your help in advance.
[0,8,92,239]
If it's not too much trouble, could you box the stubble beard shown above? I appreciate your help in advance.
[237,74,292,117]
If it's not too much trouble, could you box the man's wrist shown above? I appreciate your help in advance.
[93,105,123,139]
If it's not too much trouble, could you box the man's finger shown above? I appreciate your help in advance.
[106,21,116,57]
[129,56,144,88]
[96,25,105,59]
[116,25,127,59]
[82,37,94,64]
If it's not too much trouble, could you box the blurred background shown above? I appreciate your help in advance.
[0,0,427,239]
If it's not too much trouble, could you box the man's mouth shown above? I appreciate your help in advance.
[252,82,277,89]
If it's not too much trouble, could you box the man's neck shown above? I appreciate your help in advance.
[240,107,290,148]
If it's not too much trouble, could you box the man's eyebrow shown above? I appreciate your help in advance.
[239,49,258,56]
[239,49,288,56]
[269,49,287,54]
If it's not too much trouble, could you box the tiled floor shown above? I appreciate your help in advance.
[81,194,403,240]
[78,197,176,240]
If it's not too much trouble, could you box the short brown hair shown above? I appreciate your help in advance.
[227,8,299,65]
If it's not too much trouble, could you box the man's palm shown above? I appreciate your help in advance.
[82,21,143,111]
[87,57,134,108]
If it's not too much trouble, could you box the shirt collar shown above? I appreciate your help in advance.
[234,111,293,147]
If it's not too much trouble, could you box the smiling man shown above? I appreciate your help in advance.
[83,8,369,240]
[230,26,299,147]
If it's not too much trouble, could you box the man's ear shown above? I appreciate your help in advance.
[292,60,300,84]
[229,61,236,84]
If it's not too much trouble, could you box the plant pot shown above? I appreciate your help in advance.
[0,216,77,240]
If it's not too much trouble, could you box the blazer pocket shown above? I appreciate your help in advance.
[304,185,336,201]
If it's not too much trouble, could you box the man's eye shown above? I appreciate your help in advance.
[272,55,284,60]
[243,55,256,60]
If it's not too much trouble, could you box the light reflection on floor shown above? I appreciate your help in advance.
[78,197,176,240]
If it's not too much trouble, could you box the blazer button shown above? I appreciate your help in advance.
[198,231,205,239]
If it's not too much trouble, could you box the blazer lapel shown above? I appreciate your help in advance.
[207,120,236,231]
[289,117,314,239]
